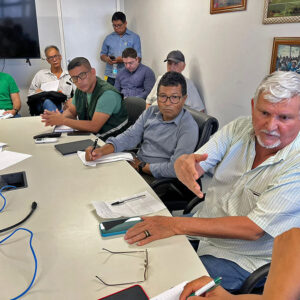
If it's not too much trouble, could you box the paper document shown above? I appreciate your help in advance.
[93,191,165,218]
[77,151,134,166]
[41,80,59,92]
[150,281,188,300]
[0,110,13,119]
[54,125,74,132]
[0,150,31,171]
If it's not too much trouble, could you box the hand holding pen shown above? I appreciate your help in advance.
[85,138,100,161]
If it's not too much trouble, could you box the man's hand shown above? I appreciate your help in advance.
[174,153,208,198]
[85,146,104,161]
[129,156,141,171]
[35,88,43,93]
[106,56,116,65]
[115,56,123,63]
[124,216,176,246]
[41,109,64,126]
[3,110,16,116]
[180,276,235,300]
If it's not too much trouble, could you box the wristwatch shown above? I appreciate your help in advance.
[138,162,146,174]
[13,108,19,114]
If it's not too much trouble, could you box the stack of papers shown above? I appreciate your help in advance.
[0,110,13,119]
[150,281,188,300]
[41,80,59,92]
[93,191,165,218]
[54,125,74,132]
[77,151,134,166]
[0,150,31,171]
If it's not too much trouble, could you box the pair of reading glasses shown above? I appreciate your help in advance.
[157,94,182,104]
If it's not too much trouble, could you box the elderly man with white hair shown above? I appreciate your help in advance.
[124,71,300,292]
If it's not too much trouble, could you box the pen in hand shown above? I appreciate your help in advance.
[189,277,222,297]
[91,138,98,155]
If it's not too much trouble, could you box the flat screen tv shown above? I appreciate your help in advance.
[0,0,40,59]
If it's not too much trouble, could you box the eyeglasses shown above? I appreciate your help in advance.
[46,54,61,61]
[95,248,148,286]
[70,71,90,83]
[157,94,182,104]
[113,23,124,28]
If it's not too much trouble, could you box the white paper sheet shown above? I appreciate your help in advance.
[41,80,59,92]
[0,110,13,119]
[0,150,31,171]
[54,125,74,132]
[92,191,165,218]
[150,281,188,300]
[77,151,134,167]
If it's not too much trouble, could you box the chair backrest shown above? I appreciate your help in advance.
[124,97,146,127]
[184,105,219,150]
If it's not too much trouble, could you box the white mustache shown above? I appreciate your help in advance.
[260,130,280,137]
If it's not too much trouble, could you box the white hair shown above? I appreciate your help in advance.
[254,71,300,104]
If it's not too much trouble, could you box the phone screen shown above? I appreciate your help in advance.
[99,217,142,237]
[98,284,149,300]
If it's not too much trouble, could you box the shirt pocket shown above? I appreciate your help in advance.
[242,188,261,214]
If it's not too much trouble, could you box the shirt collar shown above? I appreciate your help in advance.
[156,108,185,125]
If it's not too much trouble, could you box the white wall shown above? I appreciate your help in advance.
[124,0,300,127]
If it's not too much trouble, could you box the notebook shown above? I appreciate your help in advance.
[54,139,99,155]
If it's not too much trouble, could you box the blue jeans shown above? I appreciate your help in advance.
[43,99,62,112]
[200,255,251,292]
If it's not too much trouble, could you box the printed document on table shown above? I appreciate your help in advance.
[0,150,31,171]
[77,151,134,167]
[93,191,165,218]
[41,80,59,92]
[150,281,188,300]
[54,125,74,132]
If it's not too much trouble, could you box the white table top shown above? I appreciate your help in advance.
[0,117,207,299]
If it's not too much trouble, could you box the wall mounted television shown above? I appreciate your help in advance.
[0,0,40,59]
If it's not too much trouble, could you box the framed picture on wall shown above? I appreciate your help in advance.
[270,37,300,73]
[263,0,300,24]
[210,0,247,14]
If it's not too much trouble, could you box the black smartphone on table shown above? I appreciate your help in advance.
[98,284,149,300]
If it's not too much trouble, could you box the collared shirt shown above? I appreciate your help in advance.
[114,63,155,99]
[193,116,300,273]
[100,29,142,78]
[106,106,199,178]
[146,75,205,112]
[28,69,75,99]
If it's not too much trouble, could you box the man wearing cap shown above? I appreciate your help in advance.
[146,50,205,112]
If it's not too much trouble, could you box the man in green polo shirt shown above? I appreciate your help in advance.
[41,57,128,139]
[0,72,21,118]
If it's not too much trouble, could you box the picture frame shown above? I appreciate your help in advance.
[210,0,247,14]
[270,37,300,73]
[263,0,300,24]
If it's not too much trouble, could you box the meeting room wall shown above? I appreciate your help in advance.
[124,0,300,127]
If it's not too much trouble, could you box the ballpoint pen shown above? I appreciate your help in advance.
[189,277,222,297]
[91,138,98,154]
[111,194,146,206]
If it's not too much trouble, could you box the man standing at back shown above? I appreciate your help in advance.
[41,57,128,140]
[100,12,141,86]
[146,50,205,112]
[114,48,155,99]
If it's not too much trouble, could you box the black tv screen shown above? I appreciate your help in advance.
[0,0,40,59]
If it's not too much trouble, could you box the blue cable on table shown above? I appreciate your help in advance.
[0,185,16,212]
[0,228,38,300]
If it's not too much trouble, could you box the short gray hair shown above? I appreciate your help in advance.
[44,45,60,56]
[254,71,300,104]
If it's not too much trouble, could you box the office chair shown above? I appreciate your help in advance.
[150,106,219,211]
[124,97,146,127]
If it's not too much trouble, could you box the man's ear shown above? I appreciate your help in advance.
[251,98,255,112]
[91,68,96,75]
[181,95,187,104]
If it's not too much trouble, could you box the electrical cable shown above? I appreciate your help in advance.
[0,227,37,300]
[0,202,37,233]
[0,185,16,212]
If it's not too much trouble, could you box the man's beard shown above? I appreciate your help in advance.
[256,130,281,149]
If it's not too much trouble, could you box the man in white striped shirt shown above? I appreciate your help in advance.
[124,71,300,292]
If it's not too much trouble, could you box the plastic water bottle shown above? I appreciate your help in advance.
[112,64,118,78]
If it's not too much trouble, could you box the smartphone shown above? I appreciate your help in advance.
[109,55,116,60]
[35,138,58,144]
[33,132,61,139]
[99,217,142,237]
[98,284,149,300]
[67,131,91,136]
[0,171,27,191]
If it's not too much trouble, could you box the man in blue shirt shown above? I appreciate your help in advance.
[114,48,155,99]
[100,12,141,86]
[86,71,199,179]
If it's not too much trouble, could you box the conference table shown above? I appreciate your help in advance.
[0,117,207,299]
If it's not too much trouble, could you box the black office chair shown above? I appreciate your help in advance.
[150,106,219,211]
[124,97,146,127]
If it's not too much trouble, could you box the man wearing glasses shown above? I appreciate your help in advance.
[41,57,128,139]
[114,47,155,99]
[28,45,75,114]
[100,11,141,86]
[85,71,198,180]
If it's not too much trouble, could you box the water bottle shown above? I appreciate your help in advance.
[112,64,118,78]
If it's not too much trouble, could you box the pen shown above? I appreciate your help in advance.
[91,138,98,154]
[189,277,222,297]
[111,194,146,206]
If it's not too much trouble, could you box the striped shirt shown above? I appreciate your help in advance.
[194,116,300,273]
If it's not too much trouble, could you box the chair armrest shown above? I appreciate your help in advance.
[183,195,205,214]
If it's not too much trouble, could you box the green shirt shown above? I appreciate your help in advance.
[0,72,19,110]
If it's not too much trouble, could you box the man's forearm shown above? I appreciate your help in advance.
[173,216,264,240]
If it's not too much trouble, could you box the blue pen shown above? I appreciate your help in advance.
[189,277,222,297]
